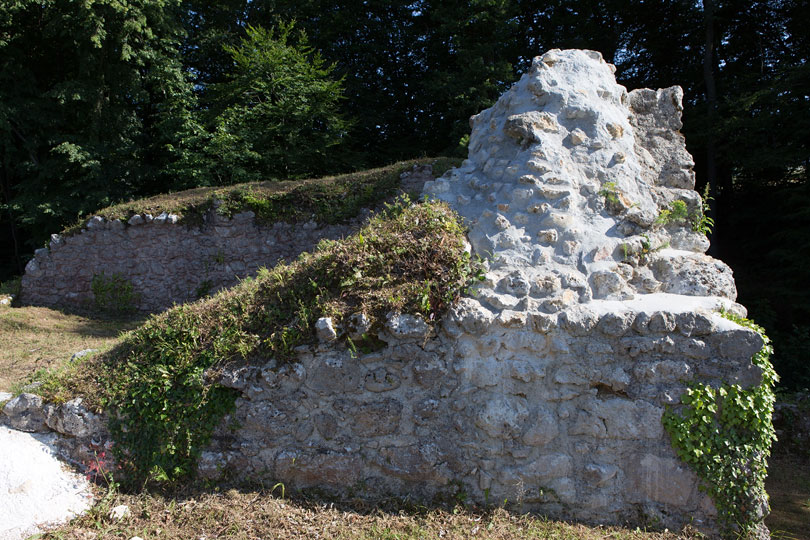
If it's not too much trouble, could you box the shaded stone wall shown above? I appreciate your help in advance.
[20,165,437,313]
[20,211,355,312]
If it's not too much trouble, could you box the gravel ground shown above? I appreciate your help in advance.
[0,426,92,540]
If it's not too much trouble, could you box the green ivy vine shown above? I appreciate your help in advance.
[662,313,777,538]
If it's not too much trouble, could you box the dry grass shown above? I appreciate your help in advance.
[0,305,142,392]
[766,454,810,540]
[44,484,702,540]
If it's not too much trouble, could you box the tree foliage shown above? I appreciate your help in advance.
[0,0,197,264]
[196,23,351,184]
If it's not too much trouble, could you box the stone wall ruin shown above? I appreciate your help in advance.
[202,49,767,534]
[8,49,771,537]
[19,165,436,312]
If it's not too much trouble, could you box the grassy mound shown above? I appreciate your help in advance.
[61,158,461,236]
[51,197,481,485]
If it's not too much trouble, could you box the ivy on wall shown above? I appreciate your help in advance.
[663,313,777,538]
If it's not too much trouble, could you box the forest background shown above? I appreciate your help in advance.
[1,0,808,387]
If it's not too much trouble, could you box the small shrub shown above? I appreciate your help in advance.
[656,186,714,235]
[692,184,715,235]
[655,199,689,226]
[0,276,21,297]
[0,276,20,307]
[91,272,140,313]
[599,181,620,206]
[194,280,214,299]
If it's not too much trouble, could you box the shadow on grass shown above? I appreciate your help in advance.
[766,450,810,540]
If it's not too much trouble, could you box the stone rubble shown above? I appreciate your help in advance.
[2,393,110,469]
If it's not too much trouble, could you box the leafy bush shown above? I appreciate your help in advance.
[91,273,140,313]
[197,22,351,184]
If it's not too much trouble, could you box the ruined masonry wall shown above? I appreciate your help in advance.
[20,210,355,312]
[200,49,768,535]
[9,49,768,538]
[206,300,762,533]
[20,166,436,312]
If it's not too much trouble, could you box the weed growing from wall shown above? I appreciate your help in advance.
[599,181,620,206]
[655,186,714,235]
[655,199,689,226]
[91,272,140,313]
[662,314,777,538]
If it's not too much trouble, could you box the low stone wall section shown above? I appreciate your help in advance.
[19,165,435,312]
[1,297,763,537]
[198,298,761,534]
[20,212,353,311]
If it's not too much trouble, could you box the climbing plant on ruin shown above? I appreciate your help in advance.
[663,314,777,537]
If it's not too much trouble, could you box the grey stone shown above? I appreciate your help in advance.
[70,349,98,362]
[384,313,430,340]
[3,393,48,432]
[475,396,529,438]
[583,463,618,487]
[346,312,372,340]
[648,311,676,333]
[522,453,573,482]
[590,270,630,300]
[364,368,401,392]
[307,354,360,394]
[522,407,559,446]
[24,257,40,275]
[376,445,446,483]
[45,397,103,438]
[597,312,633,336]
[412,357,446,388]
[333,398,402,437]
[448,298,495,335]
[315,317,337,342]
[127,214,145,226]
[629,454,696,507]
[651,253,737,299]
[86,216,105,229]
[558,307,598,336]
[313,412,338,440]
